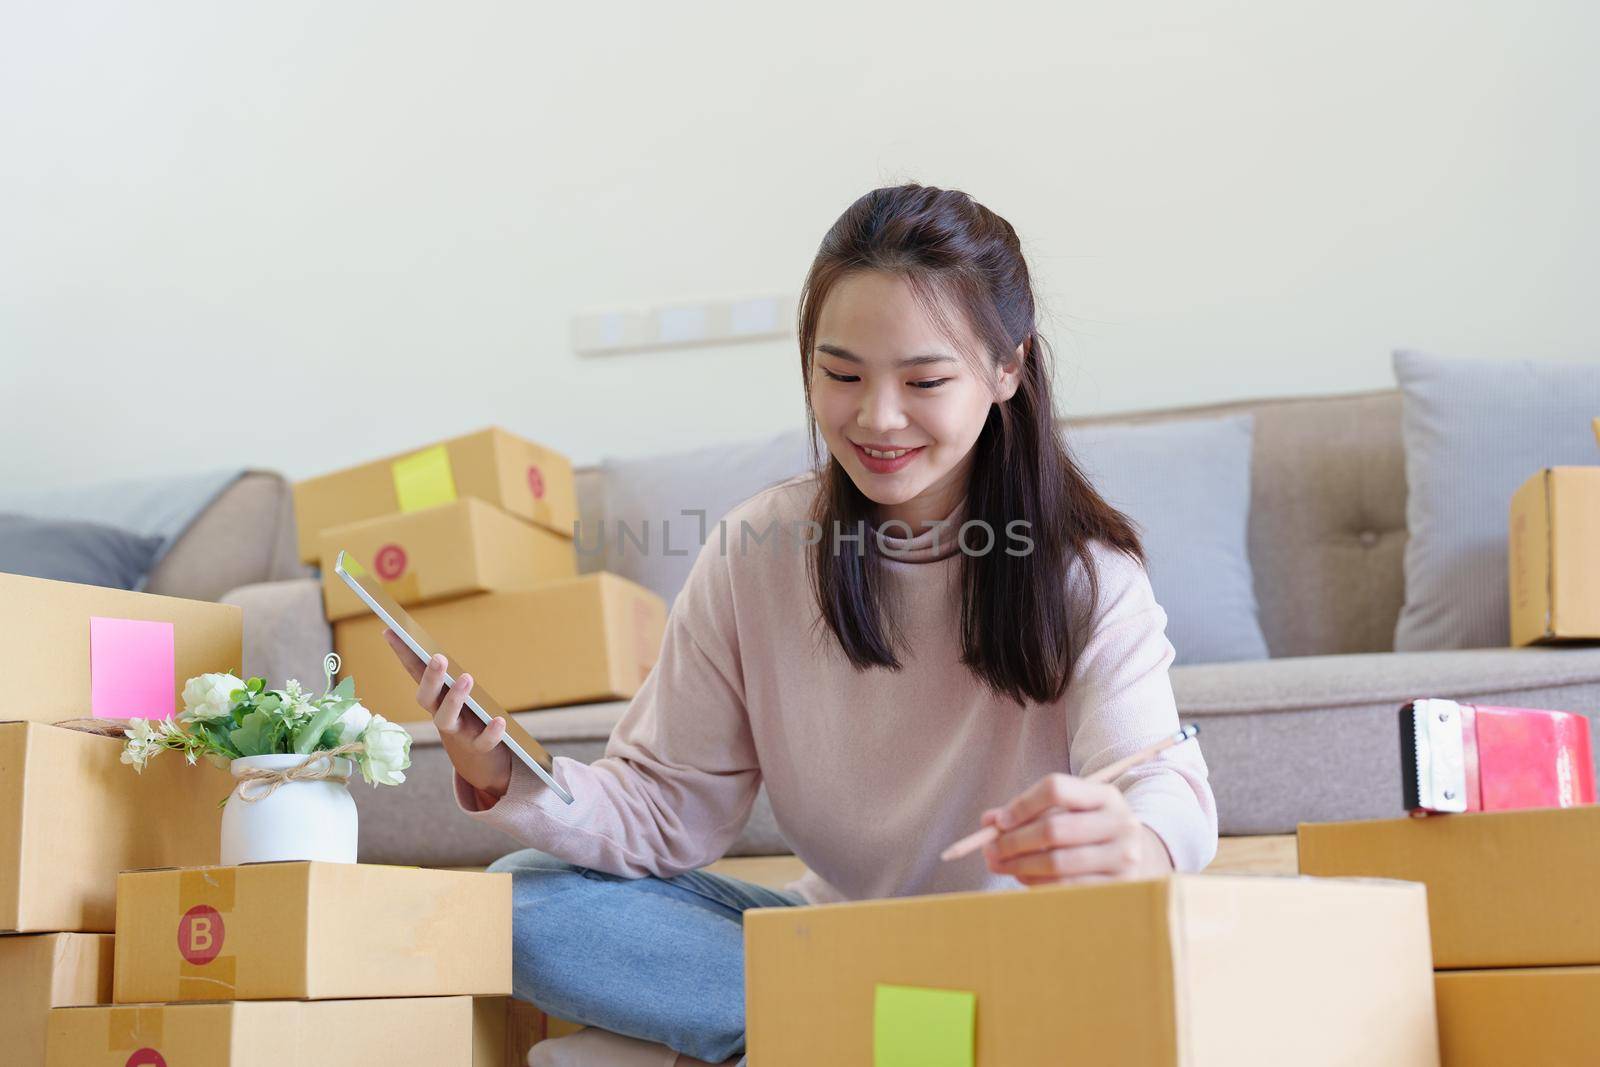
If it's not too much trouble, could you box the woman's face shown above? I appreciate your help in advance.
[809,270,1021,532]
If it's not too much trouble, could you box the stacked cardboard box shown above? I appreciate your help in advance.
[295,427,667,723]
[0,573,242,1064]
[1300,806,1600,1064]
[1509,464,1600,647]
[46,860,552,1065]
[745,874,1441,1065]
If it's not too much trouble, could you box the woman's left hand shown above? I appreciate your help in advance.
[980,772,1174,886]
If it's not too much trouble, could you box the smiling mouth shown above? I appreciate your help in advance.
[850,442,925,470]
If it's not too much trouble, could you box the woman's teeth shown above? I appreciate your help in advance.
[864,447,911,459]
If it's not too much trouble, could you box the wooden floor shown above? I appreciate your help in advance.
[704,834,1299,889]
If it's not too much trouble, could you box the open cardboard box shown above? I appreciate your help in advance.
[0,572,242,725]
[0,933,114,1066]
[745,874,1439,1066]
[113,861,512,1003]
[1,722,229,933]
[334,573,665,721]
[317,497,579,621]
[49,995,515,1067]
[293,427,578,563]
[1298,806,1600,968]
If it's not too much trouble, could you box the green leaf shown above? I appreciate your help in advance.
[292,703,344,755]
[331,677,355,702]
[256,695,282,715]
[199,721,241,760]
[230,688,248,703]
[247,677,265,693]
[231,707,277,757]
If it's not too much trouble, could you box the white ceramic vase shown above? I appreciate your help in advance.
[219,754,359,865]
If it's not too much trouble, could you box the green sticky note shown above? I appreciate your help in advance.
[391,445,457,512]
[873,984,975,1067]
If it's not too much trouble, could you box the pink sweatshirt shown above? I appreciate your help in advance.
[455,473,1218,904]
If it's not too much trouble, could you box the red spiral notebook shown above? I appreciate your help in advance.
[1401,700,1597,814]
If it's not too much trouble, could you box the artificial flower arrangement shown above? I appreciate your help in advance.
[120,660,412,796]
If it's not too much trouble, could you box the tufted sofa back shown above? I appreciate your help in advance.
[1069,390,1407,657]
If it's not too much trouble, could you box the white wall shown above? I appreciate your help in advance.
[3,1,1597,490]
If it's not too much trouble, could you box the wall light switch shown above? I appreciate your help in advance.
[656,304,709,344]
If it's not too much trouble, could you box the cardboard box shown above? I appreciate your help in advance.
[317,497,579,621]
[334,573,666,722]
[506,999,586,1065]
[1510,467,1600,646]
[0,933,114,1067]
[293,427,578,563]
[113,861,511,1002]
[1,722,229,933]
[744,875,1439,1067]
[48,995,511,1067]
[1298,806,1600,968]
[1433,967,1600,1067]
[0,572,243,725]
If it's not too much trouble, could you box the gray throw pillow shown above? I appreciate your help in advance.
[1393,349,1600,651]
[1068,414,1269,665]
[0,513,164,589]
[596,428,821,608]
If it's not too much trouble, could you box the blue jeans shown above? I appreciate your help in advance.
[487,848,807,1064]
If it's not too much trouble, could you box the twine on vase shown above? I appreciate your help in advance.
[233,742,366,803]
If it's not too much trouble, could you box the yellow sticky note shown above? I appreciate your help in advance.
[391,445,458,512]
[873,984,975,1067]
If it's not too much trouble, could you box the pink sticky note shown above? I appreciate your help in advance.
[89,617,176,720]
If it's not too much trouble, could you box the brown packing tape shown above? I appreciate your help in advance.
[108,1005,164,1051]
[176,868,237,1000]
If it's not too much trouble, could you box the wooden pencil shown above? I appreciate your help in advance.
[938,724,1200,862]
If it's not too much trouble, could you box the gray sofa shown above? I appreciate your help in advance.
[222,390,1600,865]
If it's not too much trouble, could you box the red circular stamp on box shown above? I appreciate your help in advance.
[374,543,408,581]
[125,1050,167,1067]
[527,465,545,500]
[177,904,225,966]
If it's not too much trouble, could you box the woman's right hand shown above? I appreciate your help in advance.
[382,630,513,804]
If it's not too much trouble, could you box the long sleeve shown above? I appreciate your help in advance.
[1065,545,1219,873]
[452,536,762,878]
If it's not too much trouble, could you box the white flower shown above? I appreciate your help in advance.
[357,715,411,786]
[120,718,161,772]
[181,673,245,722]
[333,702,373,745]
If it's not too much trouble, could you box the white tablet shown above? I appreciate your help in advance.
[334,550,575,804]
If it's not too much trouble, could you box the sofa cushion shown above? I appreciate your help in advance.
[150,471,307,601]
[594,428,818,608]
[1393,350,1600,651]
[1073,391,1408,658]
[1175,646,1600,833]
[0,513,162,589]
[1069,414,1267,664]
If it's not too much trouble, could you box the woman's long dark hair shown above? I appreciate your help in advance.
[799,183,1143,707]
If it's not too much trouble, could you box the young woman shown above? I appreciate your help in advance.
[384,183,1217,1067]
